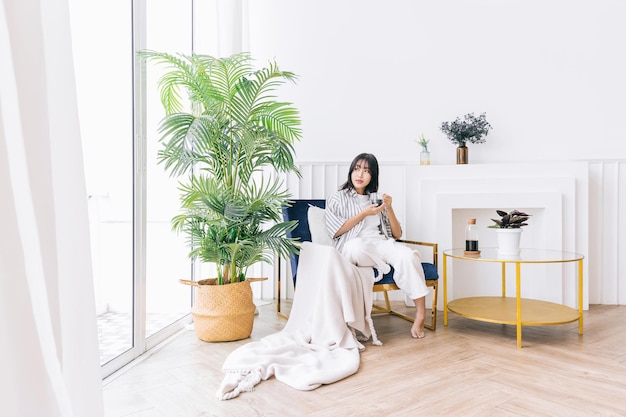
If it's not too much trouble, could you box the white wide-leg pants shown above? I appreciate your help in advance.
[340,237,430,300]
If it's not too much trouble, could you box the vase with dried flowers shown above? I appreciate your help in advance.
[440,112,492,164]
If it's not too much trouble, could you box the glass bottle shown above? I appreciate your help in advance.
[465,218,479,252]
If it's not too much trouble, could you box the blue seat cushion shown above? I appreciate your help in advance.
[376,263,439,285]
[422,262,439,280]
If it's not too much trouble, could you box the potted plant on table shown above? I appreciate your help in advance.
[488,209,531,257]
[440,112,492,164]
[141,51,302,342]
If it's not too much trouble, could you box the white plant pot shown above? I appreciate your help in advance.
[495,229,523,257]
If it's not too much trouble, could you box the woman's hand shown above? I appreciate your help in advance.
[334,201,384,239]
[381,193,402,238]
[382,193,392,208]
[363,202,385,216]
[362,193,392,215]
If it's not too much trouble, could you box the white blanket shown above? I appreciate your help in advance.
[216,242,378,400]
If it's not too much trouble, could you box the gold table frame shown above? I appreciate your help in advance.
[443,248,584,348]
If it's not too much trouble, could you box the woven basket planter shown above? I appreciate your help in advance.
[180,278,256,342]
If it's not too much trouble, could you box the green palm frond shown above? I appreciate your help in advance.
[142,50,302,283]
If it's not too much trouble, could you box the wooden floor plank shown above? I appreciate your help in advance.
[104,303,626,417]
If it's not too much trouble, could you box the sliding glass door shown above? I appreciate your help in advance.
[70,0,202,378]
[144,0,194,341]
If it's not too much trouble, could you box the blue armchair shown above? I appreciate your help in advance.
[278,199,439,331]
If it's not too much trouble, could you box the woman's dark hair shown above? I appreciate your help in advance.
[340,153,379,193]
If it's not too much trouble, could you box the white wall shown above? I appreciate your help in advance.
[247,0,625,165]
[241,1,626,305]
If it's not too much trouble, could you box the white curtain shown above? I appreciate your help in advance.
[0,0,104,416]
[217,0,248,56]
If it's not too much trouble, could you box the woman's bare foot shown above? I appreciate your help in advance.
[411,296,426,339]
[411,322,425,339]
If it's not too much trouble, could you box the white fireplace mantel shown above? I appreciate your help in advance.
[404,162,589,309]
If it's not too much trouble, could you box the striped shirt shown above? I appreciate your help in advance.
[325,188,394,252]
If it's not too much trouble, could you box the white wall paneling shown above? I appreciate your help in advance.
[274,160,626,308]
[588,161,625,305]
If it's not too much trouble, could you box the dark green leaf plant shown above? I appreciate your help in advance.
[488,210,531,229]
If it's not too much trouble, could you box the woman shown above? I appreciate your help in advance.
[325,153,429,339]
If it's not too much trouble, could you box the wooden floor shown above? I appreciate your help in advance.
[103,303,626,417]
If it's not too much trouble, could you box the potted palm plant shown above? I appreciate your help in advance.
[488,209,531,257]
[141,51,302,342]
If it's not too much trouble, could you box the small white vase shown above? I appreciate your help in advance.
[495,229,523,257]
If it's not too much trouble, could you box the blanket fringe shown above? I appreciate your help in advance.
[351,317,383,347]
[216,369,262,400]
[365,315,383,346]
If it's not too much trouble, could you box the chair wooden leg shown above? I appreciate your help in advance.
[372,290,392,315]
[372,285,439,331]
[384,290,417,323]
[432,282,438,330]
[424,281,438,331]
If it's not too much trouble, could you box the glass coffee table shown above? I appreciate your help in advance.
[443,248,584,348]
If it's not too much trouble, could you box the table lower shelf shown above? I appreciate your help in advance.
[447,296,580,326]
